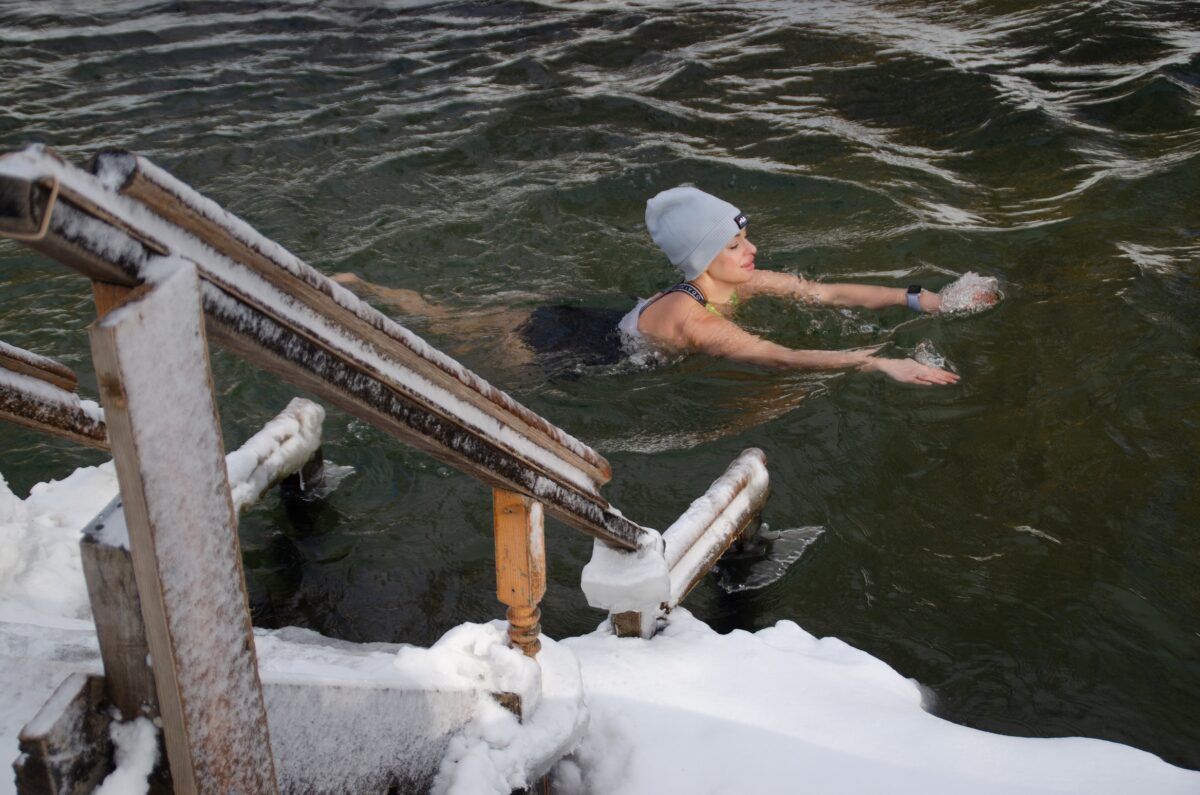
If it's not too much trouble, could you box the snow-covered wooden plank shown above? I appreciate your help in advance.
[0,152,155,285]
[0,145,650,550]
[0,340,77,391]
[202,289,644,547]
[88,263,277,794]
[663,448,769,607]
[0,364,107,451]
[14,673,112,795]
[92,149,613,488]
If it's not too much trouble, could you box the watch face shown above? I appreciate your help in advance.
[907,285,922,294]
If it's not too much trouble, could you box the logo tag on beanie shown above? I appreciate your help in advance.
[734,213,747,229]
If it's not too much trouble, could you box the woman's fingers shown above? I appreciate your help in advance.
[916,363,960,385]
[882,358,960,385]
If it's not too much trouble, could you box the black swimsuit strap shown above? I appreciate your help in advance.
[665,281,707,305]
[637,281,709,318]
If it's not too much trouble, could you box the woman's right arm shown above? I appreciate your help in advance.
[681,312,959,385]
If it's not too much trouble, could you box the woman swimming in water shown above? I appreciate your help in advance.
[623,186,970,386]
[335,186,995,383]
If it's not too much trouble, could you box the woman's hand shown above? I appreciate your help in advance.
[861,356,960,386]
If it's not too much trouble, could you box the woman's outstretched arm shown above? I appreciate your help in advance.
[742,270,944,311]
[674,309,959,386]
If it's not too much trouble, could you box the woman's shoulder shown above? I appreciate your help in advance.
[634,289,710,339]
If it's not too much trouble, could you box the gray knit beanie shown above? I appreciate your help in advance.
[645,186,747,280]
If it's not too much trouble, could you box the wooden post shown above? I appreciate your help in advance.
[79,539,156,722]
[80,280,162,725]
[89,264,278,794]
[493,488,546,658]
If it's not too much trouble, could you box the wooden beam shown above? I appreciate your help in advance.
[0,380,108,451]
[76,521,175,795]
[0,166,140,285]
[79,396,326,728]
[493,489,547,657]
[89,263,277,794]
[0,342,77,391]
[203,294,644,548]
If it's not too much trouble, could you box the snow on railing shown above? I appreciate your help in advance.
[662,448,769,606]
[0,340,107,450]
[582,449,770,637]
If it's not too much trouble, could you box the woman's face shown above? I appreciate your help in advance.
[704,228,757,285]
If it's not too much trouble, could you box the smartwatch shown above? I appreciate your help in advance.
[906,284,923,312]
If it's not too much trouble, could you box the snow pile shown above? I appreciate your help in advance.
[557,610,1199,794]
[255,620,588,795]
[93,718,159,795]
[413,623,587,795]
[0,466,119,620]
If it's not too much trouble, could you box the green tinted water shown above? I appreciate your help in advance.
[1,0,1197,769]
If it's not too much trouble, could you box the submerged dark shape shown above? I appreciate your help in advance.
[516,304,627,372]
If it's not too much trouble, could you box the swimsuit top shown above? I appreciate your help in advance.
[617,282,739,343]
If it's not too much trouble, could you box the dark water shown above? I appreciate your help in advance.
[2,0,1198,771]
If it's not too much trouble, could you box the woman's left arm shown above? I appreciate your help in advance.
[743,270,942,311]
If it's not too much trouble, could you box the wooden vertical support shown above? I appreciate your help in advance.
[80,279,161,719]
[79,533,157,722]
[88,263,278,795]
[493,488,546,658]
